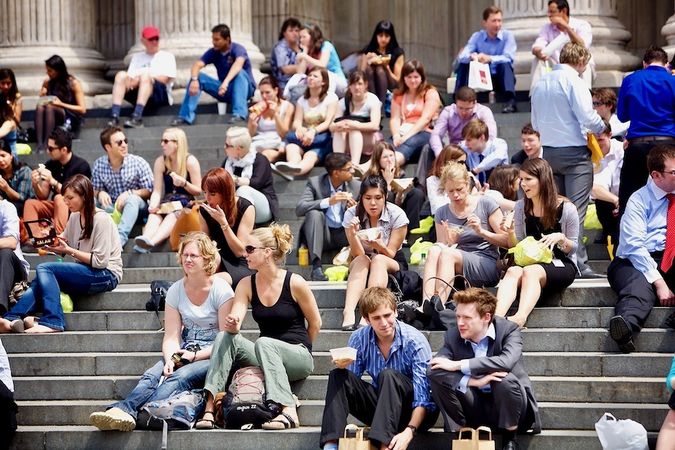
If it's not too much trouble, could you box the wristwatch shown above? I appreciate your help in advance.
[406,425,417,435]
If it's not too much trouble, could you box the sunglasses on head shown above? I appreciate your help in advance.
[244,245,265,254]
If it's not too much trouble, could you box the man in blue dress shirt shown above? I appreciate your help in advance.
[428,288,541,450]
[319,287,437,450]
[607,145,675,353]
[454,5,517,113]
[617,46,675,215]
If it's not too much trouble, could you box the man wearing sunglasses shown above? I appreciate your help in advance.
[108,26,177,129]
[92,127,153,247]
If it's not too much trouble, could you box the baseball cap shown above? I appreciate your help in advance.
[142,26,160,40]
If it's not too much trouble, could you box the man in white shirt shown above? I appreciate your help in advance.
[109,26,177,128]
[531,42,605,278]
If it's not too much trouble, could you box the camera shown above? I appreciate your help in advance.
[171,343,201,369]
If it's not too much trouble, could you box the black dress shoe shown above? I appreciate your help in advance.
[609,315,636,353]
[310,267,328,282]
[124,116,144,129]
[578,267,605,279]
[501,102,517,114]
[502,439,519,450]
[341,324,357,331]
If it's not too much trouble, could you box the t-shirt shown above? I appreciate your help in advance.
[342,202,409,253]
[321,41,346,82]
[297,92,339,128]
[165,277,234,349]
[337,92,381,119]
[127,50,177,81]
[434,195,499,259]
[201,43,254,86]
[45,153,92,188]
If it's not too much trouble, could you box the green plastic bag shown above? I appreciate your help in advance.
[507,236,553,267]
[584,203,602,230]
[324,266,349,282]
[409,237,434,265]
[110,206,122,225]
[60,292,74,313]
[410,216,434,235]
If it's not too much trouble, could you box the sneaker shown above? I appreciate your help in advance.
[108,116,120,127]
[132,244,151,254]
[123,116,143,128]
[609,315,635,353]
[90,407,136,431]
[311,267,328,282]
[170,117,189,126]
[271,163,294,181]
[226,115,246,124]
[501,101,517,114]
[275,161,303,175]
[134,236,154,250]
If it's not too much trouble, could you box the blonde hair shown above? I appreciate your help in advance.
[162,127,190,179]
[176,231,219,276]
[560,42,591,66]
[252,222,293,264]
[439,161,470,194]
[461,119,489,140]
[226,126,252,150]
[359,287,396,319]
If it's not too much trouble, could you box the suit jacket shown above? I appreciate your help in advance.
[436,315,541,433]
[295,173,361,218]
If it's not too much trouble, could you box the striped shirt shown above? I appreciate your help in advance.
[91,154,153,202]
[347,320,436,410]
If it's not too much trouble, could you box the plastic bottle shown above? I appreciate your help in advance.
[298,245,309,267]
[420,251,427,266]
[488,91,496,104]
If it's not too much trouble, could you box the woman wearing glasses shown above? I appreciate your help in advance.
[133,128,202,252]
[89,232,234,431]
[196,223,321,430]
[198,167,255,289]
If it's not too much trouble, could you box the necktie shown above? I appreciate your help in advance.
[661,193,675,273]
[478,153,486,185]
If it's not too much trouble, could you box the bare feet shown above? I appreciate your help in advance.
[23,316,37,330]
[0,318,11,333]
[25,324,59,333]
[507,315,527,329]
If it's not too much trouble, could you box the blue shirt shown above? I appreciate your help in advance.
[458,29,516,72]
[321,41,346,82]
[270,39,297,89]
[531,64,605,147]
[617,65,675,139]
[616,178,667,284]
[201,42,255,89]
[347,320,436,410]
[458,323,496,393]
[92,154,154,203]
[461,137,508,175]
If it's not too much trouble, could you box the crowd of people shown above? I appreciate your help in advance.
[1,1,675,449]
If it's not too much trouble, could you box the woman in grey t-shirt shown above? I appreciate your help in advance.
[423,162,508,307]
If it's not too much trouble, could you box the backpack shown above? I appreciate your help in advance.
[222,366,279,430]
[136,389,206,431]
[145,280,172,328]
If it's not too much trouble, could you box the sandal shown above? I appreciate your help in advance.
[261,411,299,430]
[195,411,216,429]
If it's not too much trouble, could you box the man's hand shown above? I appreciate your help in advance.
[468,371,508,389]
[218,80,229,97]
[188,78,200,96]
[654,279,675,306]
[429,356,462,372]
[98,191,113,208]
[532,47,548,61]
[387,427,414,450]
[549,15,568,30]
[116,191,131,209]
[332,358,353,369]
[329,191,353,206]
[476,53,492,64]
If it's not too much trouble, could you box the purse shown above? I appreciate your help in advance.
[452,426,495,450]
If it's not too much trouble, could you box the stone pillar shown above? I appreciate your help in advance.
[0,0,109,96]
[662,1,675,59]
[498,0,641,89]
[130,0,265,88]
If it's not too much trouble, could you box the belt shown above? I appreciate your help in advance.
[630,136,675,144]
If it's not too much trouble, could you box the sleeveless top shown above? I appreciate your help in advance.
[200,196,253,265]
[257,101,289,134]
[47,78,78,112]
[524,202,568,261]
[250,271,312,351]
[162,159,193,200]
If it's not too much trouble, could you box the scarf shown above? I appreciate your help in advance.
[225,148,257,180]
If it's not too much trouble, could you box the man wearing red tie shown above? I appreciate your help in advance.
[607,145,675,353]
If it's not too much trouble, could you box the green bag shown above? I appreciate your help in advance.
[60,292,74,313]
[324,266,349,282]
[409,238,434,265]
[507,236,553,267]
[584,203,602,230]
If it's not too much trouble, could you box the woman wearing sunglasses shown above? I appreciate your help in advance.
[198,167,255,289]
[90,232,234,431]
[133,128,202,252]
[196,223,321,430]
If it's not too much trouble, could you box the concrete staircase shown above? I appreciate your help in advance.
[6,103,672,449]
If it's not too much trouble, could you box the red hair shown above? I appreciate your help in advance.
[201,168,237,225]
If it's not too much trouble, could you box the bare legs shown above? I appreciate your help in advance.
[284,144,319,176]
[495,265,547,327]
[656,409,675,450]
[421,245,464,301]
[136,212,178,247]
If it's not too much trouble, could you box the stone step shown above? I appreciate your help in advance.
[10,426,615,450]
[12,399,669,432]
[1,328,671,354]
[10,351,671,378]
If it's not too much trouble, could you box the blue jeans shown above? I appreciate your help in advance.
[391,131,431,163]
[104,193,148,247]
[285,130,332,163]
[111,359,211,419]
[4,262,118,331]
[178,71,255,123]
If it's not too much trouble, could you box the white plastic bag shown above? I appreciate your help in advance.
[467,61,493,92]
[594,413,648,450]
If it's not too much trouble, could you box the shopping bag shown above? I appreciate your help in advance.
[584,203,602,230]
[452,426,496,450]
[588,133,604,169]
[338,424,376,450]
[468,61,493,92]
[507,236,553,267]
[594,413,648,450]
[169,206,201,251]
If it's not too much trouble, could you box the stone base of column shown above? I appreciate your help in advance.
[662,14,675,58]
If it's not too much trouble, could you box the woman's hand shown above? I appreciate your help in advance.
[346,216,361,237]
[0,177,8,192]
[392,134,404,148]
[466,214,483,236]
[45,236,70,255]
[301,128,316,146]
[163,359,176,377]
[500,211,515,233]
[169,171,187,188]
[50,97,64,108]
[224,314,240,332]
[148,206,160,214]
[381,161,396,186]
[441,221,461,245]
[200,203,227,227]
[540,232,565,248]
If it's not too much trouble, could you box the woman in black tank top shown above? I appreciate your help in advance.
[196,224,321,430]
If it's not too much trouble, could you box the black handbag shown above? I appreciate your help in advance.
[145,280,172,328]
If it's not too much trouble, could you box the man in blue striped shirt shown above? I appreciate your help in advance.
[319,287,437,450]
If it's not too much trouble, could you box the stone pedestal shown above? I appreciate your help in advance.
[662,2,675,59]
[498,0,641,89]
[129,0,265,89]
[0,0,109,97]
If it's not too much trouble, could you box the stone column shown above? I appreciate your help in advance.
[498,0,641,89]
[130,0,265,88]
[662,1,675,58]
[0,0,109,96]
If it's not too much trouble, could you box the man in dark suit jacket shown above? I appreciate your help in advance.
[295,153,360,281]
[427,288,541,450]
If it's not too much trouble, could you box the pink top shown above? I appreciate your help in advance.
[532,17,592,64]
[393,89,439,132]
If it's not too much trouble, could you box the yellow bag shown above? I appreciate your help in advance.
[587,132,604,169]
[324,266,349,282]
[452,426,495,450]
[584,203,602,230]
[409,237,434,265]
[507,236,553,267]
[60,292,74,313]
[338,424,376,450]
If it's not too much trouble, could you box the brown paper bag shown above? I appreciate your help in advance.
[338,424,377,450]
[451,426,495,450]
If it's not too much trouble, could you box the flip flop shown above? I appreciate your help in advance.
[261,412,299,430]
[195,411,216,429]
[10,319,24,333]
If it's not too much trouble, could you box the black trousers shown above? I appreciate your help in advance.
[299,210,348,265]
[428,369,529,432]
[607,256,675,334]
[319,368,438,448]
[595,199,619,242]
[0,249,27,315]
[0,380,17,450]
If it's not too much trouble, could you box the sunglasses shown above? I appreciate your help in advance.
[147,37,159,42]
[244,245,266,254]
[160,138,177,144]
[47,145,61,152]
[114,138,129,146]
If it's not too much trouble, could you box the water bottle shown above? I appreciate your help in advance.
[488,91,496,104]
[420,251,427,266]
[298,245,309,267]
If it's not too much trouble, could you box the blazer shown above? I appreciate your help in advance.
[436,315,541,433]
[295,173,361,218]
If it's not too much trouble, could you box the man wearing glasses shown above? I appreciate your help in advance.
[108,26,177,129]
[607,145,675,353]
[24,127,91,235]
[295,153,360,281]
[92,126,153,247]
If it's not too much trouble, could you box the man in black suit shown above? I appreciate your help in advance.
[427,288,541,450]
[295,153,361,281]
